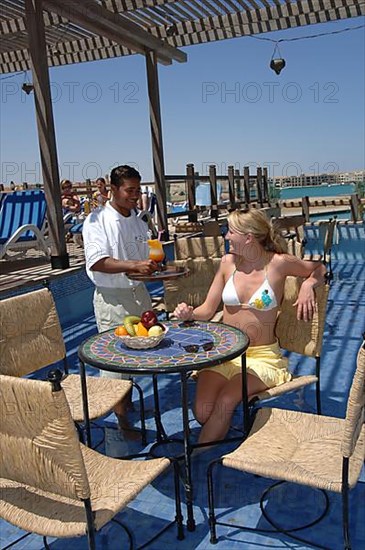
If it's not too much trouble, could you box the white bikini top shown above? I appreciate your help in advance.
[222,266,278,311]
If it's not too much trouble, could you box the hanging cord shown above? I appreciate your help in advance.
[249,23,365,44]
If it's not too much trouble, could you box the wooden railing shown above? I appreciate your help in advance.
[2,167,363,225]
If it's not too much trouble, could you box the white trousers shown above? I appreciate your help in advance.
[93,284,152,380]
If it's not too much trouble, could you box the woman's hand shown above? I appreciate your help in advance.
[293,280,317,321]
[174,302,194,321]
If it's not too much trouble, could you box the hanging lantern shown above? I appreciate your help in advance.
[270,43,286,75]
[22,82,34,95]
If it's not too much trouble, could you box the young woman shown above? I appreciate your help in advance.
[174,209,326,444]
[60,179,81,214]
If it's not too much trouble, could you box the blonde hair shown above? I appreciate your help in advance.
[228,209,287,254]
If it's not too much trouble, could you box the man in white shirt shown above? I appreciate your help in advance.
[83,165,158,434]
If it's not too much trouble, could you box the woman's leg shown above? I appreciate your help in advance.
[198,373,268,444]
[194,370,228,425]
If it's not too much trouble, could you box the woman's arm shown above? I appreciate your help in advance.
[174,259,227,321]
[278,255,327,321]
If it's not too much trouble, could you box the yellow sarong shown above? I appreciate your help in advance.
[201,341,291,388]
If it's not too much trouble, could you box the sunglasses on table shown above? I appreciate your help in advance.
[179,342,215,353]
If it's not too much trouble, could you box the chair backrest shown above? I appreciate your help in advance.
[318,218,337,256]
[164,257,222,311]
[0,288,66,377]
[173,221,203,234]
[342,342,365,458]
[275,276,329,357]
[174,235,225,260]
[272,215,305,258]
[164,236,225,311]
[0,192,6,211]
[272,214,305,241]
[0,374,90,500]
[202,220,222,236]
[285,238,304,259]
[0,190,47,243]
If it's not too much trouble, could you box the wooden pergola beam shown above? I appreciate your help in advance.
[24,0,69,269]
[145,51,168,238]
[42,0,187,65]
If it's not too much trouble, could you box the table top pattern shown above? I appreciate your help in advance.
[78,321,249,375]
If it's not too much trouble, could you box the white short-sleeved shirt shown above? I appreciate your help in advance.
[82,202,149,289]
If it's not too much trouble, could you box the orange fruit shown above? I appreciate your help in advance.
[136,322,149,337]
[115,325,128,336]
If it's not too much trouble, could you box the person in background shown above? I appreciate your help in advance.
[174,209,326,445]
[92,177,110,208]
[82,165,158,438]
[61,179,81,215]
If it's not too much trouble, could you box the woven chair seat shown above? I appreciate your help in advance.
[222,407,365,492]
[253,374,318,401]
[0,445,170,538]
[61,374,132,422]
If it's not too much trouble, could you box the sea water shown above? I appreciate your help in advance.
[280,183,355,200]
[280,183,360,221]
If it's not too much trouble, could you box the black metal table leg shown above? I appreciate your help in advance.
[152,374,169,442]
[79,360,92,448]
[180,372,196,532]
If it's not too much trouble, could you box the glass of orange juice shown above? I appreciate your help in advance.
[148,239,165,269]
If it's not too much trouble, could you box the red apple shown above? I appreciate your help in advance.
[141,310,158,329]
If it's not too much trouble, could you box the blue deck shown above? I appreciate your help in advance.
[1,226,364,550]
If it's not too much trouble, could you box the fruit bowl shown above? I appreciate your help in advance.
[115,326,168,350]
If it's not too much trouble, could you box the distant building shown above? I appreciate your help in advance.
[270,170,364,188]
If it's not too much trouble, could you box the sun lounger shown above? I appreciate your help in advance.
[0,190,49,259]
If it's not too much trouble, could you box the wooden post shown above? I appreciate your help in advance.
[145,51,169,239]
[209,165,218,220]
[86,178,93,201]
[186,163,197,222]
[24,0,69,269]
[256,167,263,207]
[227,165,236,210]
[243,166,250,205]
[350,194,359,222]
[263,167,269,203]
[302,196,310,222]
[234,169,242,203]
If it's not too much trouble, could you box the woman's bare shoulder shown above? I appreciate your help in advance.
[217,254,236,279]
[221,253,237,267]
[269,253,295,273]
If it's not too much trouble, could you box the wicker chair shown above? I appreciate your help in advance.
[303,218,337,281]
[0,288,146,445]
[272,214,306,258]
[164,236,225,315]
[207,340,365,549]
[0,372,183,549]
[249,276,329,415]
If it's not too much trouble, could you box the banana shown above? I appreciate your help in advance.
[123,315,141,336]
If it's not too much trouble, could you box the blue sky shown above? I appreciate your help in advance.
[1,18,364,185]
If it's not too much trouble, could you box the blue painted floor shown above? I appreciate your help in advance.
[1,257,365,550]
